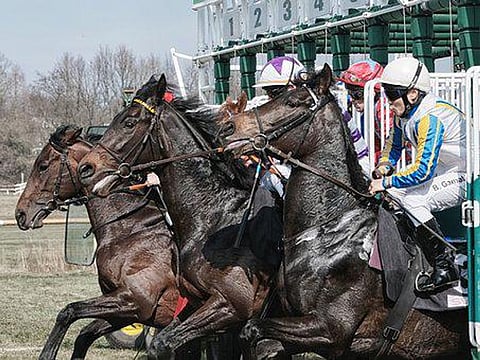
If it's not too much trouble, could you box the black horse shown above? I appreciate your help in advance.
[219,64,469,359]
[77,75,282,359]
[15,125,205,360]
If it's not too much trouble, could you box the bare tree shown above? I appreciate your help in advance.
[0,46,199,184]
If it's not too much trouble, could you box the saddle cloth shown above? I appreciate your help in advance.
[371,207,467,312]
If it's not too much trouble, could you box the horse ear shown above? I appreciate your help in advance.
[237,91,248,113]
[156,74,167,102]
[63,126,83,145]
[316,63,333,95]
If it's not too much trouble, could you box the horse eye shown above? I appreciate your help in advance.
[222,121,235,137]
[39,162,48,172]
[125,120,136,129]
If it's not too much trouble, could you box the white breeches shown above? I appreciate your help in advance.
[387,171,467,227]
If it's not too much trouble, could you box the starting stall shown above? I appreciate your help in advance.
[180,0,480,357]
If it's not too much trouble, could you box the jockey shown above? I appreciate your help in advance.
[369,57,465,292]
[339,59,391,174]
[245,56,306,193]
[252,55,305,100]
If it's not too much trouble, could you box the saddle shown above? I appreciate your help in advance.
[374,205,467,312]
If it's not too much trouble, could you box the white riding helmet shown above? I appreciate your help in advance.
[253,56,305,88]
[380,57,431,93]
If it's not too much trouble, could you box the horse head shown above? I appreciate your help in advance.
[78,74,168,196]
[15,125,91,230]
[220,64,343,158]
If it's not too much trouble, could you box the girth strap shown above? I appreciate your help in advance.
[374,249,421,359]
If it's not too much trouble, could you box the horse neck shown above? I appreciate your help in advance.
[283,105,368,237]
[157,111,248,248]
[84,192,165,245]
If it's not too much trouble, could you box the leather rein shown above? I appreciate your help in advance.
[246,86,375,201]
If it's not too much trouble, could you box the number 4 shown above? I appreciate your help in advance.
[314,0,324,11]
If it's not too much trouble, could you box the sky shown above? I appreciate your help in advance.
[0,1,198,83]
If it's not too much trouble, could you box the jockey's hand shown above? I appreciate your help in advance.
[145,172,160,187]
[369,178,386,194]
[372,161,394,179]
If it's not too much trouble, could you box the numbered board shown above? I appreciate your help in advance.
[248,0,269,39]
[223,8,242,42]
[276,0,299,31]
[304,0,332,21]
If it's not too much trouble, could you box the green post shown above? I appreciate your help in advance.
[240,52,257,100]
[411,8,434,72]
[214,57,230,104]
[469,175,480,359]
[368,20,389,66]
[267,48,285,61]
[297,39,316,71]
[457,0,480,68]
[331,30,351,76]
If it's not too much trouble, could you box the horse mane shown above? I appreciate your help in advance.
[338,110,370,193]
[171,97,223,146]
[169,96,254,190]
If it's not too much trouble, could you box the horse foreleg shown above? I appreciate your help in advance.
[149,294,242,359]
[70,319,129,360]
[38,293,138,360]
[240,315,336,358]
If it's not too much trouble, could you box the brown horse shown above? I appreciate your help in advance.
[15,125,202,360]
[77,75,282,359]
[217,64,470,359]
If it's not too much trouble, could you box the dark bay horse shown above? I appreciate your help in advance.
[219,65,469,359]
[15,125,199,360]
[77,75,280,359]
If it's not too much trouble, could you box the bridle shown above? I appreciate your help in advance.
[238,85,335,152]
[38,139,87,213]
[95,98,163,178]
[229,84,376,201]
[103,97,224,179]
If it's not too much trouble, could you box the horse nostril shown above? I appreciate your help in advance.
[15,209,27,229]
[78,163,94,179]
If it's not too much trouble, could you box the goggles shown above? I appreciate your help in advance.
[383,86,408,102]
[347,88,364,101]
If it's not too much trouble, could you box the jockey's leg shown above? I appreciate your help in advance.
[386,171,466,291]
[416,218,459,291]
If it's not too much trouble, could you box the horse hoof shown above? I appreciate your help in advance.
[257,339,287,360]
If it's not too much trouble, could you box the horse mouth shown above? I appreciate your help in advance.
[92,174,120,197]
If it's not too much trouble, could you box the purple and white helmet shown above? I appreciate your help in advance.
[253,56,305,88]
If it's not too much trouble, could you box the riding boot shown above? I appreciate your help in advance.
[415,218,459,292]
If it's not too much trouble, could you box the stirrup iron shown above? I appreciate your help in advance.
[415,271,434,292]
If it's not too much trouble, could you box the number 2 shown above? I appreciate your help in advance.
[254,7,262,28]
